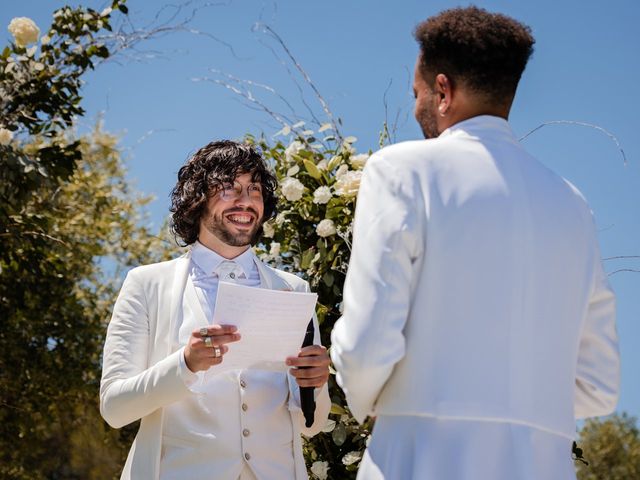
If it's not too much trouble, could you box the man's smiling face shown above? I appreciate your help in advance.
[200,171,265,249]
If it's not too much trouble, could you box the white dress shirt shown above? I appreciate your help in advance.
[331,115,620,479]
[160,242,295,480]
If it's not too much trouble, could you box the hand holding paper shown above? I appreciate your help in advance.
[210,282,318,372]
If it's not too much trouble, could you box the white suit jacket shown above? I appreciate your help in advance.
[331,115,619,438]
[100,251,330,480]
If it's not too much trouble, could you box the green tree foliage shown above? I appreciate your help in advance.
[576,413,640,480]
[0,124,177,479]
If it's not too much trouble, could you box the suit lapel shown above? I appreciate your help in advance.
[166,252,192,357]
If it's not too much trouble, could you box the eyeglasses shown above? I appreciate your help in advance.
[217,181,263,201]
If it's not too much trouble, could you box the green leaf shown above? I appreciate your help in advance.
[118,4,129,14]
[322,271,334,287]
[330,403,347,415]
[300,247,315,270]
[303,159,322,180]
[332,422,347,446]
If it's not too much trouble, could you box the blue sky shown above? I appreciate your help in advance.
[3,1,638,420]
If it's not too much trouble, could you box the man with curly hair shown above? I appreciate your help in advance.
[332,6,619,479]
[100,140,331,479]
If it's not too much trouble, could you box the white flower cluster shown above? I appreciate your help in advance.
[310,460,329,480]
[284,140,304,163]
[0,128,14,146]
[350,153,369,169]
[334,170,362,197]
[280,177,305,202]
[8,17,40,47]
[262,221,275,238]
[269,242,281,257]
[312,186,332,204]
[316,219,336,238]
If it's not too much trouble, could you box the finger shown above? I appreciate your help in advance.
[289,366,328,379]
[196,333,241,348]
[286,354,329,368]
[296,345,327,357]
[204,345,229,358]
[192,324,238,337]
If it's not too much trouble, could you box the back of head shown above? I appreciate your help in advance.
[414,6,535,106]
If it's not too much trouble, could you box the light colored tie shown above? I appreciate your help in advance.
[214,260,244,282]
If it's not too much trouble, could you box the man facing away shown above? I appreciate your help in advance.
[100,140,330,479]
[331,7,620,480]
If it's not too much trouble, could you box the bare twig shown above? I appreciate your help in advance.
[97,1,243,63]
[252,23,341,138]
[519,120,627,166]
[604,256,640,261]
[608,268,640,276]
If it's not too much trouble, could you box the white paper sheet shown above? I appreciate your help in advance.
[208,281,318,373]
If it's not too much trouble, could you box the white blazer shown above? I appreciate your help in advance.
[100,251,330,480]
[331,115,619,438]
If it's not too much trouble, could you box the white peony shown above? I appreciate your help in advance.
[316,219,336,238]
[350,153,369,169]
[313,186,332,204]
[269,242,281,257]
[310,461,329,480]
[8,17,40,47]
[262,221,275,238]
[275,212,287,226]
[281,177,305,202]
[284,140,304,163]
[334,170,362,197]
[335,164,349,179]
[342,450,363,466]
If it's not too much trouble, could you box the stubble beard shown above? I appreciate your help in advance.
[204,208,263,247]
[417,108,439,140]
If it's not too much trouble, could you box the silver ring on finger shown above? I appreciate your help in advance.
[213,346,222,358]
[199,327,208,337]
[204,336,213,348]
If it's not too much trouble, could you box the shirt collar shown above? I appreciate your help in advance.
[191,241,257,278]
[439,115,515,140]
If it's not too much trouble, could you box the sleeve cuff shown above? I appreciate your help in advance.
[179,346,200,388]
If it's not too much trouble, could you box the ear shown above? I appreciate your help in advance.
[434,73,452,116]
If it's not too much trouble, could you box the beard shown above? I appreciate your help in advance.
[416,106,439,139]
[203,207,263,247]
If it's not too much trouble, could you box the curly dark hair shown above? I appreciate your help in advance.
[170,140,278,246]
[414,6,535,103]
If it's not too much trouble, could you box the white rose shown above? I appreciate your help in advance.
[0,128,13,146]
[350,153,369,169]
[310,461,329,480]
[281,177,305,202]
[269,242,281,257]
[334,170,362,197]
[262,221,275,238]
[8,17,40,47]
[316,219,336,238]
[284,140,304,163]
[342,451,362,466]
[335,164,349,179]
[275,212,286,226]
[313,186,332,204]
